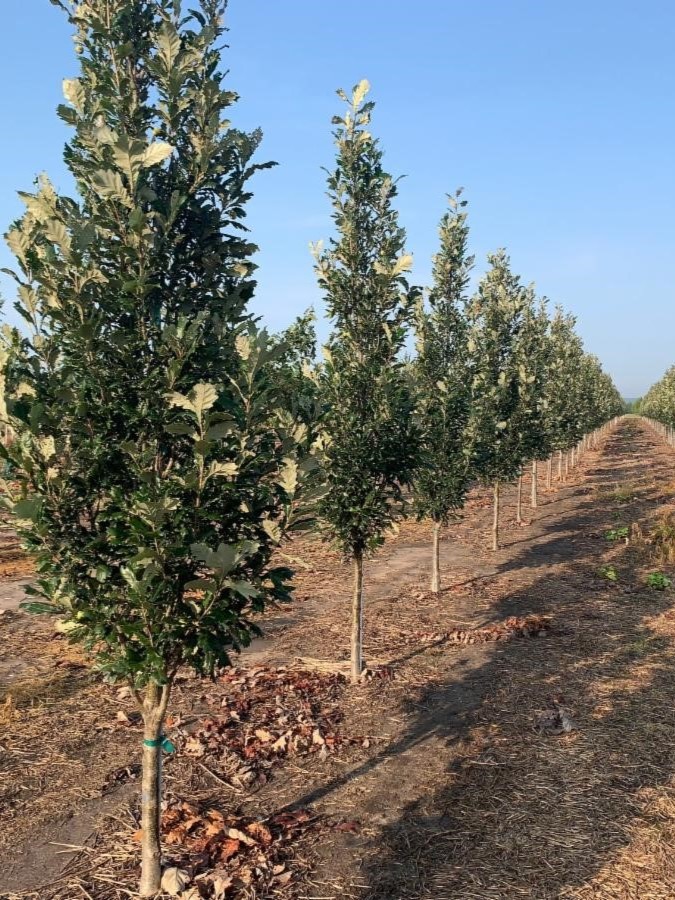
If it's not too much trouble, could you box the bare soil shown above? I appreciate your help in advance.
[3,418,675,898]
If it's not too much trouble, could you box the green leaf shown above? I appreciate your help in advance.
[191,540,259,576]
[262,519,282,543]
[120,567,138,589]
[235,334,251,360]
[13,498,42,521]
[91,170,132,207]
[141,142,174,168]
[208,461,238,478]
[166,391,194,413]
[164,423,194,435]
[20,600,61,615]
[156,21,181,72]
[205,422,234,441]
[189,383,218,418]
[44,220,71,256]
[276,458,298,496]
[392,253,413,276]
[226,580,260,599]
[352,79,370,107]
[112,134,146,183]
[62,78,85,112]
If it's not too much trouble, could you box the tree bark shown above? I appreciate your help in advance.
[431,521,441,593]
[531,460,538,508]
[139,681,172,897]
[546,457,552,490]
[492,481,500,551]
[351,550,364,683]
[564,452,569,478]
[558,449,563,480]
[516,474,523,524]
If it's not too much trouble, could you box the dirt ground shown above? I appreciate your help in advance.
[3,417,675,899]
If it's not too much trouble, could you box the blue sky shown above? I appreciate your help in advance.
[1,1,673,397]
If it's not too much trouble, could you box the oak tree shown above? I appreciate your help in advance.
[414,191,472,591]
[0,1,313,892]
[314,81,419,680]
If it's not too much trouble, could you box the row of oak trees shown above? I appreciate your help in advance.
[0,1,621,893]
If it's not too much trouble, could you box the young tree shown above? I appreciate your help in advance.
[314,81,419,681]
[466,250,528,550]
[0,2,314,893]
[543,309,585,482]
[576,353,623,444]
[511,294,551,517]
[271,309,321,441]
[529,301,554,507]
[414,190,472,592]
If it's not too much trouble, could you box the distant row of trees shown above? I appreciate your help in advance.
[640,369,675,428]
[314,81,622,682]
[0,2,621,894]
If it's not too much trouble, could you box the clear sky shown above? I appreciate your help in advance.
[1,1,673,397]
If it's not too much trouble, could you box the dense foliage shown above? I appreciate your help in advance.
[0,1,316,892]
[463,251,528,548]
[314,81,419,679]
[640,367,675,426]
[414,191,472,590]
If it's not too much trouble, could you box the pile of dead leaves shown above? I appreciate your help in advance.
[181,666,353,790]
[413,614,551,647]
[137,802,312,897]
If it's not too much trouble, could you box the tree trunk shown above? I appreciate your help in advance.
[431,521,441,593]
[558,449,563,480]
[516,474,523,524]
[492,481,500,551]
[531,460,538,508]
[546,457,552,490]
[140,682,172,897]
[351,550,364,683]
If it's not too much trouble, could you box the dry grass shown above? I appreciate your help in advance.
[595,480,642,504]
[650,511,675,564]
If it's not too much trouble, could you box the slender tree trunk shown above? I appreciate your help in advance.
[516,474,523,524]
[492,481,500,551]
[431,521,441,593]
[564,452,569,478]
[558,449,563,480]
[531,460,538,508]
[546,457,552,490]
[140,682,172,897]
[351,550,364,683]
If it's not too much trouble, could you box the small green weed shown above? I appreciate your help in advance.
[598,565,619,582]
[647,572,672,590]
[605,526,629,542]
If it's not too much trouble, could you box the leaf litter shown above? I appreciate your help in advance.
[176,665,362,791]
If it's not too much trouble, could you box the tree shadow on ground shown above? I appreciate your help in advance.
[293,423,675,898]
[357,610,675,899]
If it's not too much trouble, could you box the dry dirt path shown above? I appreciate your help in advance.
[309,418,675,900]
[3,418,675,899]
